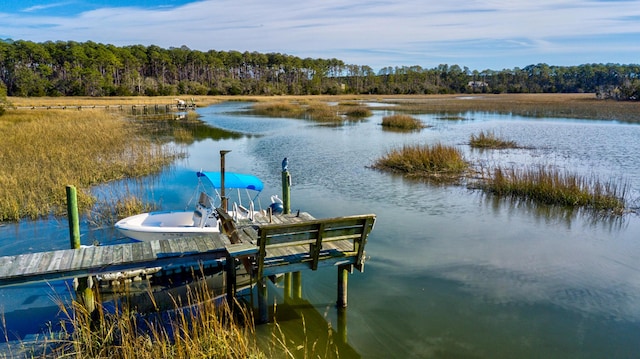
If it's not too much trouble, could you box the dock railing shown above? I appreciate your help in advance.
[255,214,376,277]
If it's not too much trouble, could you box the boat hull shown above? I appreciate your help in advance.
[115,211,220,242]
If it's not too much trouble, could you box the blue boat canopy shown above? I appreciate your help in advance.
[197,171,264,191]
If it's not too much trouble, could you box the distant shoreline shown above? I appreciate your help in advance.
[7,93,639,122]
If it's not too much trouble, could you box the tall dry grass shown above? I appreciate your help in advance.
[376,94,640,123]
[381,114,425,130]
[480,166,627,213]
[252,101,367,123]
[38,279,264,359]
[373,143,469,178]
[0,109,181,221]
[469,130,518,149]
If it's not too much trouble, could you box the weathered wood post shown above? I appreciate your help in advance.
[337,264,352,308]
[281,157,291,214]
[281,158,301,303]
[66,185,95,314]
[220,150,231,211]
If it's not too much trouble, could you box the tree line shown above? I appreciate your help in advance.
[1,39,638,100]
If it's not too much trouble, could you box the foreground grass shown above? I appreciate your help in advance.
[1,276,345,358]
[0,109,181,221]
[469,130,518,149]
[373,143,469,179]
[480,167,627,214]
[29,281,264,359]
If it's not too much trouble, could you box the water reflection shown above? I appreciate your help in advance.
[2,102,640,357]
[482,193,630,232]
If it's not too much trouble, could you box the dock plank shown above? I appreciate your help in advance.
[25,252,46,275]
[35,252,53,273]
[0,256,14,277]
[69,248,85,273]
[149,240,161,258]
[80,246,97,268]
[0,213,374,288]
[46,250,66,272]
[101,245,114,265]
[121,243,133,264]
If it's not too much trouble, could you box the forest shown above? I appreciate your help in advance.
[1,39,639,100]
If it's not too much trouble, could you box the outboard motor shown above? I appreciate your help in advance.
[269,195,284,214]
[269,201,284,215]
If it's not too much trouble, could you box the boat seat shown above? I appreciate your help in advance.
[193,192,215,228]
[193,209,205,228]
[198,191,213,208]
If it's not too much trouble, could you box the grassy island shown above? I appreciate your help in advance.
[480,167,627,214]
[380,114,426,131]
[373,143,469,178]
[469,130,518,149]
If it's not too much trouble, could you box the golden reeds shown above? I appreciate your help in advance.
[341,106,372,118]
[373,143,469,178]
[0,109,180,221]
[380,114,425,130]
[480,166,627,213]
[469,130,518,149]
[43,279,264,358]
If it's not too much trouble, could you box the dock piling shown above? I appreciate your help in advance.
[281,157,291,214]
[66,185,96,315]
[66,185,80,249]
[337,264,352,308]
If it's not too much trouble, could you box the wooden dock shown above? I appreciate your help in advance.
[0,209,376,322]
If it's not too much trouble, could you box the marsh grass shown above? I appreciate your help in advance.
[0,110,181,221]
[252,101,373,123]
[480,167,627,213]
[377,94,640,123]
[8,96,222,109]
[88,193,158,227]
[373,143,469,179]
[469,130,518,149]
[303,102,342,122]
[38,279,264,359]
[2,275,345,359]
[251,102,304,118]
[342,105,372,118]
[381,114,426,131]
[436,115,470,121]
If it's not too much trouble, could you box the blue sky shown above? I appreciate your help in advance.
[1,0,639,72]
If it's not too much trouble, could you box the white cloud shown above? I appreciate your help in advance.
[21,2,72,13]
[1,0,639,70]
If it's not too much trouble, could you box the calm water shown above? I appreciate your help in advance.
[1,101,640,358]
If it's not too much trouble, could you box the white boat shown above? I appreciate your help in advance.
[115,171,265,242]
